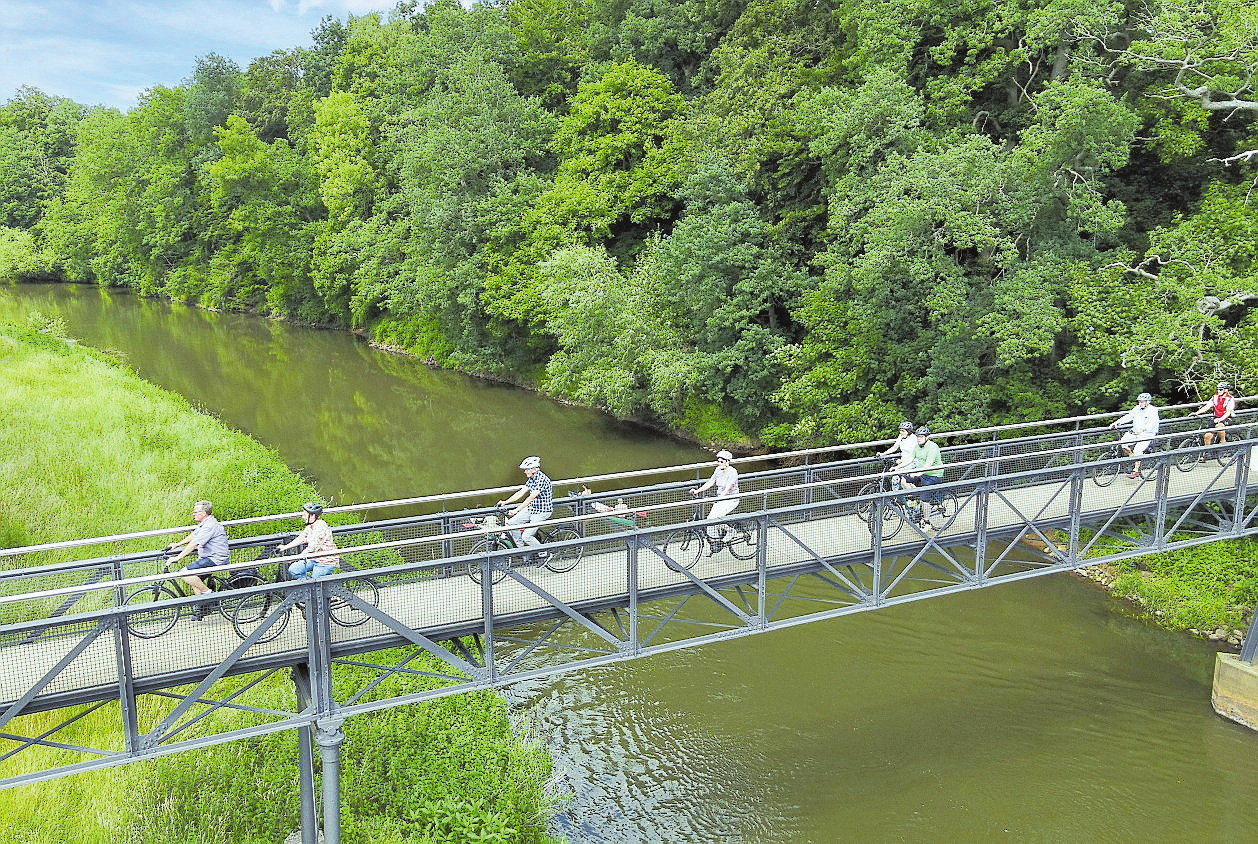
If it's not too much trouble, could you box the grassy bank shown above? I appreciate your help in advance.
[0,313,557,843]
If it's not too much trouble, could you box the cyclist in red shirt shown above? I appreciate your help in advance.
[1191,381,1236,445]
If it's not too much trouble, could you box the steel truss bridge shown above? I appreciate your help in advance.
[3,404,1258,842]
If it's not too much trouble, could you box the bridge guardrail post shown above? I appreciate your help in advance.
[1241,612,1258,664]
[1229,435,1250,535]
[973,476,989,583]
[292,666,318,844]
[481,552,497,684]
[1153,446,1171,551]
[111,600,140,754]
[756,511,768,626]
[626,533,639,656]
[870,493,885,604]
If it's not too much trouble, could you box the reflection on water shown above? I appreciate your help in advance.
[7,283,1257,842]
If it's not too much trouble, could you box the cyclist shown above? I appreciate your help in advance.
[498,456,553,560]
[274,502,341,580]
[905,427,945,530]
[1109,393,1159,479]
[690,450,740,550]
[1191,381,1236,446]
[165,500,229,618]
[879,421,917,489]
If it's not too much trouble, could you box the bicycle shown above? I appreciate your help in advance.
[1090,434,1159,487]
[460,507,583,584]
[1172,420,1240,472]
[855,461,957,540]
[123,547,268,638]
[659,499,760,572]
[229,546,382,644]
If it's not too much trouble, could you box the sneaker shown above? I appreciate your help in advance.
[536,551,551,563]
[922,520,936,531]
[191,603,209,621]
[708,540,724,555]
[1126,471,1140,479]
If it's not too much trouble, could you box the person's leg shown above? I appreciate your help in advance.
[310,563,337,578]
[919,476,942,523]
[289,559,315,580]
[707,498,740,542]
[1130,438,1150,476]
[517,511,551,549]
[1216,420,1228,444]
[181,558,215,594]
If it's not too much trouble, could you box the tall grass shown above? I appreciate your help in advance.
[0,315,558,843]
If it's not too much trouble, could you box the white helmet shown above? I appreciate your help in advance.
[518,456,541,470]
[716,450,733,461]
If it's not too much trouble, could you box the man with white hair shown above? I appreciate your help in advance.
[1110,392,1159,479]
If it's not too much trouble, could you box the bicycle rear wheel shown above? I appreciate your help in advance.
[662,529,702,571]
[329,577,380,627]
[542,527,583,573]
[927,488,959,524]
[726,520,760,560]
[124,585,181,638]
[468,539,509,584]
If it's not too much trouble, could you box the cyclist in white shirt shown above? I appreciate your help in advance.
[879,421,917,489]
[1109,392,1159,479]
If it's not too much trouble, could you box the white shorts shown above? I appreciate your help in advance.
[1120,431,1152,455]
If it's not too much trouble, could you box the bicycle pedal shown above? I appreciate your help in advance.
[708,540,724,555]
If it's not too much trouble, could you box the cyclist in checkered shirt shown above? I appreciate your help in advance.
[498,456,554,555]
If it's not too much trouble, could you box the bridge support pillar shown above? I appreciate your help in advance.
[1212,654,1258,731]
[316,720,346,844]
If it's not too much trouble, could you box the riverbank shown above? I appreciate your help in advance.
[0,313,558,843]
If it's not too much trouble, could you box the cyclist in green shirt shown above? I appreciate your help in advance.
[905,426,945,530]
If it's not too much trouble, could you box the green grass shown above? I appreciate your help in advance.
[0,314,558,843]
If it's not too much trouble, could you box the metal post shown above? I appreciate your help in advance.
[292,667,318,844]
[626,536,639,655]
[316,720,345,844]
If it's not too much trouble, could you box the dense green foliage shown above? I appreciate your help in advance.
[0,313,555,843]
[2,0,1257,446]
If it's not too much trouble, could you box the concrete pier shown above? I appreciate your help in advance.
[1212,654,1258,730]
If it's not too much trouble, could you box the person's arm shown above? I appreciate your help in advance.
[167,526,201,565]
[1110,409,1134,429]
[510,489,538,517]
[1221,397,1236,422]
[692,470,716,496]
[276,525,309,553]
[1191,399,1211,416]
[878,441,899,458]
[1150,407,1160,436]
[497,485,527,508]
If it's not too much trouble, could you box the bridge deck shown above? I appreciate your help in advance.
[3,454,1252,714]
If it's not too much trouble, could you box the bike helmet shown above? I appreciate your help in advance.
[301,502,324,517]
[898,421,914,431]
[1218,381,1231,392]
[915,426,931,437]
[716,449,734,461]
[1137,392,1152,402]
[519,456,541,470]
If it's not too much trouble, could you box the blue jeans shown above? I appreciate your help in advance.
[288,559,337,580]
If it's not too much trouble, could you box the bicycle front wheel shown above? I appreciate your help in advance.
[929,488,959,524]
[124,585,181,638]
[854,481,879,523]
[329,577,380,628]
[726,520,760,560]
[542,527,583,573]
[468,539,509,584]
[216,573,265,622]
[1173,436,1200,472]
[232,592,288,643]
[662,529,702,571]
[1091,449,1121,487]
[866,501,904,541]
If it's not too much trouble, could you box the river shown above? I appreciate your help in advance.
[5,283,1257,842]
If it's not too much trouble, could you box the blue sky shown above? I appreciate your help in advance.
[0,1,391,110]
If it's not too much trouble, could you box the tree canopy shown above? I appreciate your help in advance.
[2,0,1255,447]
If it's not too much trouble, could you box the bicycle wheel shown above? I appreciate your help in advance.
[662,529,702,571]
[216,573,265,622]
[726,520,760,560]
[468,538,509,584]
[232,592,288,643]
[124,585,181,638]
[866,500,904,541]
[542,527,583,573]
[1091,448,1121,487]
[1173,436,1201,472]
[329,577,379,628]
[854,481,880,523]
[928,488,959,524]
[1137,462,1159,482]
